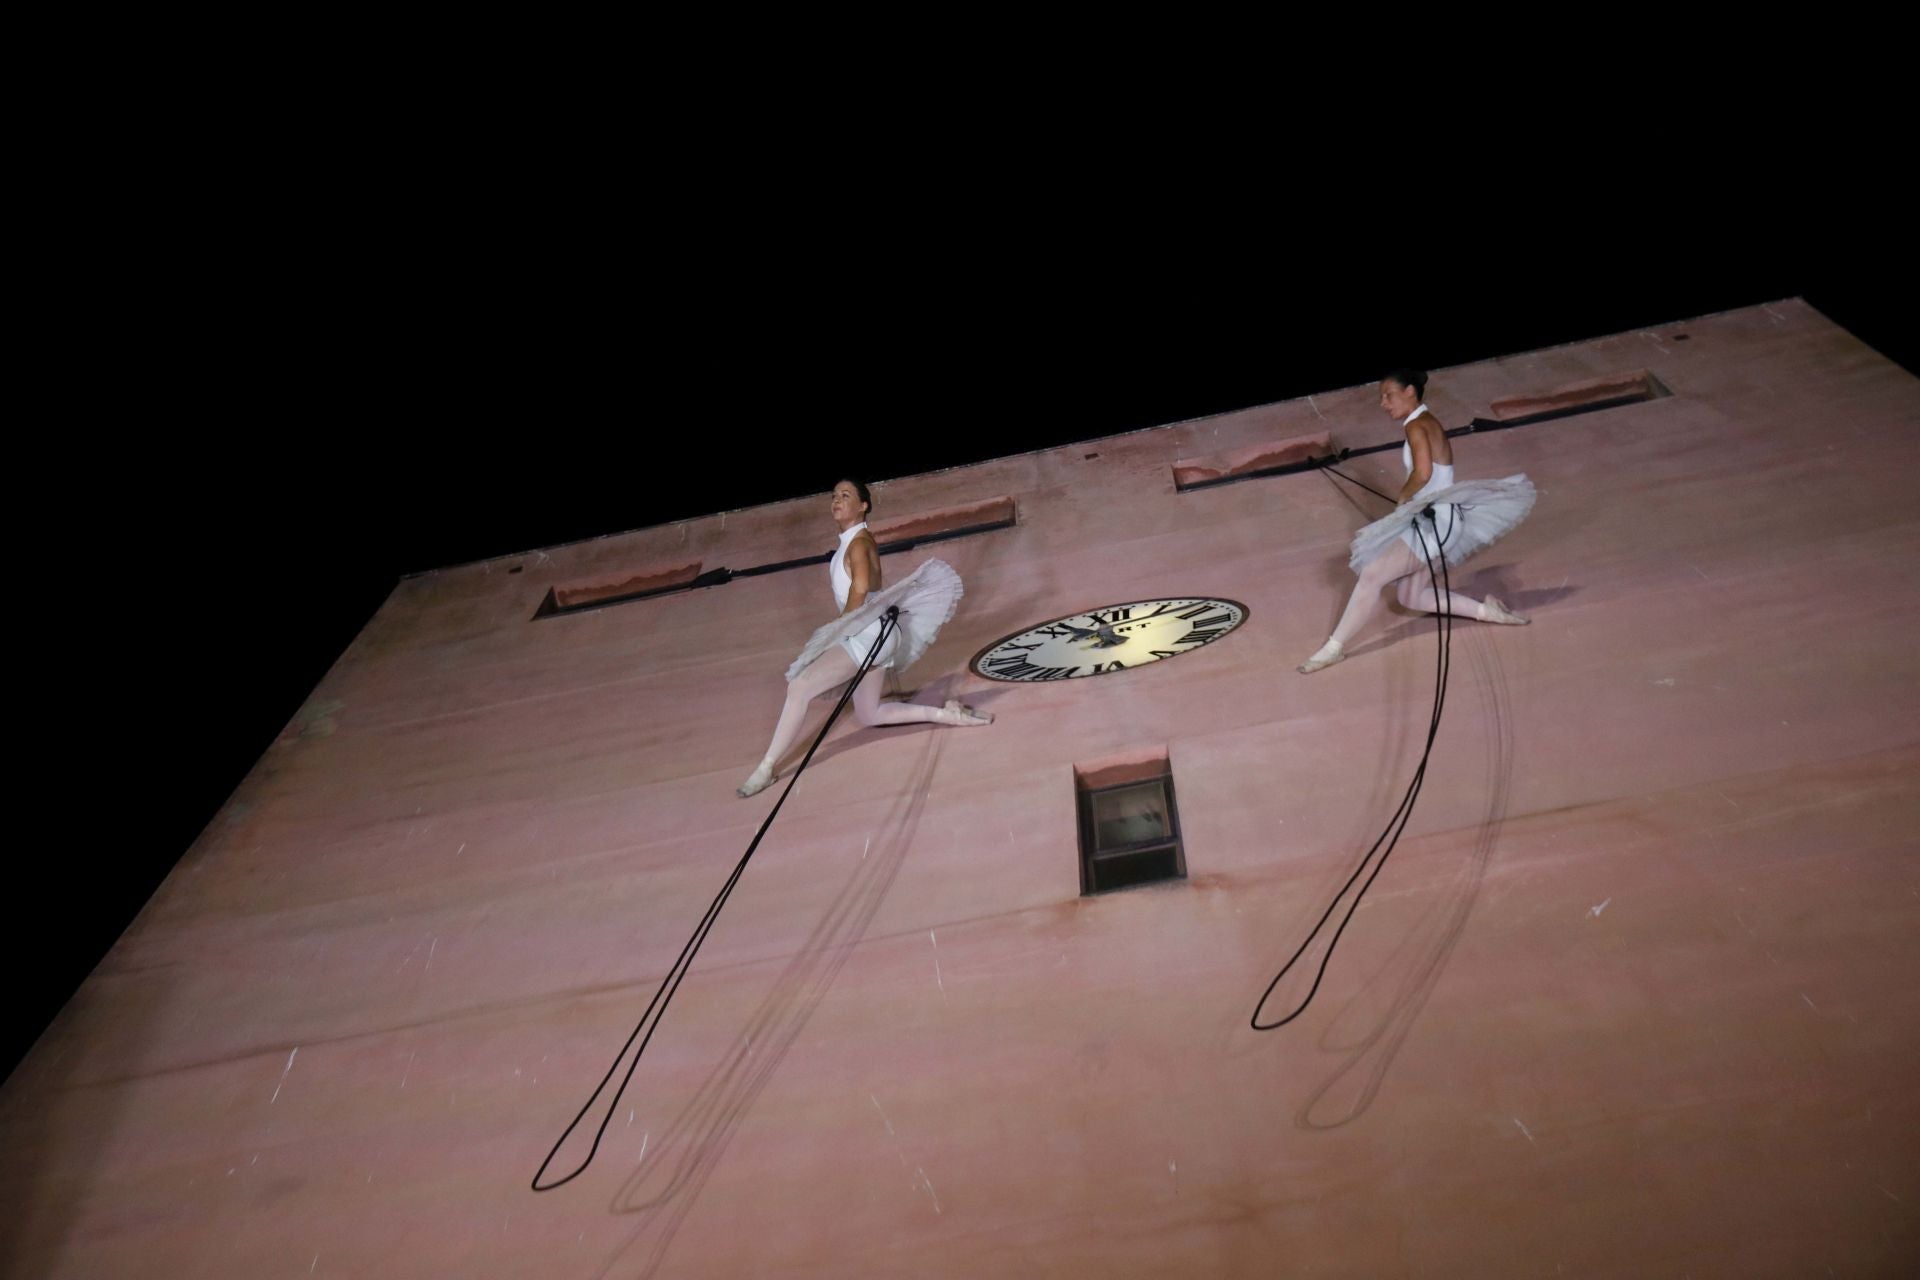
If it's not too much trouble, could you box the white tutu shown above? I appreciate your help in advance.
[1347,475,1537,573]
[785,558,965,681]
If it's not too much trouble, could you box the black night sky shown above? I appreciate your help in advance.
[20,132,1908,1082]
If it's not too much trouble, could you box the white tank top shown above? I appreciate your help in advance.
[1400,404,1454,500]
[830,522,870,610]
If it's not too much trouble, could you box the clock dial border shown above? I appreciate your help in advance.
[969,596,1251,683]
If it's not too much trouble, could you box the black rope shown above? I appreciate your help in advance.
[531,607,901,1191]
[1317,459,1397,505]
[1252,480,1457,1031]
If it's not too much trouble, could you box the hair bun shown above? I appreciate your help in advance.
[1384,367,1429,397]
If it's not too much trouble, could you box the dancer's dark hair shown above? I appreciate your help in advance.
[1384,368,1429,399]
[839,478,873,515]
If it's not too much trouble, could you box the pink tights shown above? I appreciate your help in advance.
[753,648,953,775]
[1327,541,1494,649]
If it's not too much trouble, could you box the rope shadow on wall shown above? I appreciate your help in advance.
[594,729,945,1280]
[1295,628,1515,1128]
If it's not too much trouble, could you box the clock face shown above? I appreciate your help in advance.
[972,598,1249,682]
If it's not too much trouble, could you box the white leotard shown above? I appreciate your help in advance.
[830,521,865,610]
[1399,405,1458,557]
[830,522,899,668]
[1400,404,1455,500]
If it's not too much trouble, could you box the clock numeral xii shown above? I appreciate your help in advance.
[989,658,1078,681]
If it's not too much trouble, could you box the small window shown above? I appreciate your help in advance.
[1075,750,1186,895]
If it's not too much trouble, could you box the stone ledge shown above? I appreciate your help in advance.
[1488,371,1665,422]
[871,495,1017,546]
[1073,745,1172,791]
[550,559,703,610]
[1173,431,1332,490]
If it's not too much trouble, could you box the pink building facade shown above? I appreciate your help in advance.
[5,299,1916,1276]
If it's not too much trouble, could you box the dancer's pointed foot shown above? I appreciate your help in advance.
[1296,639,1346,674]
[1476,596,1530,626]
[736,764,776,798]
[939,699,993,726]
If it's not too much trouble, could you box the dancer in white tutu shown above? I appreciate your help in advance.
[1298,370,1535,674]
[738,479,991,797]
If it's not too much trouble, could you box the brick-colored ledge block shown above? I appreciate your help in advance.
[1073,745,1171,791]
[871,495,1017,545]
[1173,431,1332,488]
[552,559,703,609]
[1489,371,1659,421]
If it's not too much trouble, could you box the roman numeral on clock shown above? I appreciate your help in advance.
[988,659,1079,680]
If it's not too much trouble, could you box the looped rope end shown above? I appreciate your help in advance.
[529,612,901,1189]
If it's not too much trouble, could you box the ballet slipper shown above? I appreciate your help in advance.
[736,764,776,798]
[1296,639,1346,674]
[1476,596,1529,625]
[940,699,993,726]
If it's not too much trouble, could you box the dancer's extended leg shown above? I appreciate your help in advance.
[739,649,992,797]
[1398,511,1528,623]
[1395,574,1528,624]
[1298,542,1424,673]
[851,666,992,730]
[1395,567,1476,617]
[738,648,860,797]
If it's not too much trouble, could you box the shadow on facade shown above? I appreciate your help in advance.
[0,977,161,1278]
[596,730,947,1278]
[1295,627,1517,1129]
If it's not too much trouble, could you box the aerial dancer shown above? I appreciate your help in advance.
[1298,369,1536,674]
[738,479,991,798]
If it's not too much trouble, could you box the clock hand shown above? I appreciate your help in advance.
[1092,627,1128,648]
[1063,622,1129,649]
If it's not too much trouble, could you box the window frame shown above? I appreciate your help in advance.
[1076,770,1187,896]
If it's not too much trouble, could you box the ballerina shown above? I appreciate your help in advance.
[1298,369,1536,674]
[738,479,992,797]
